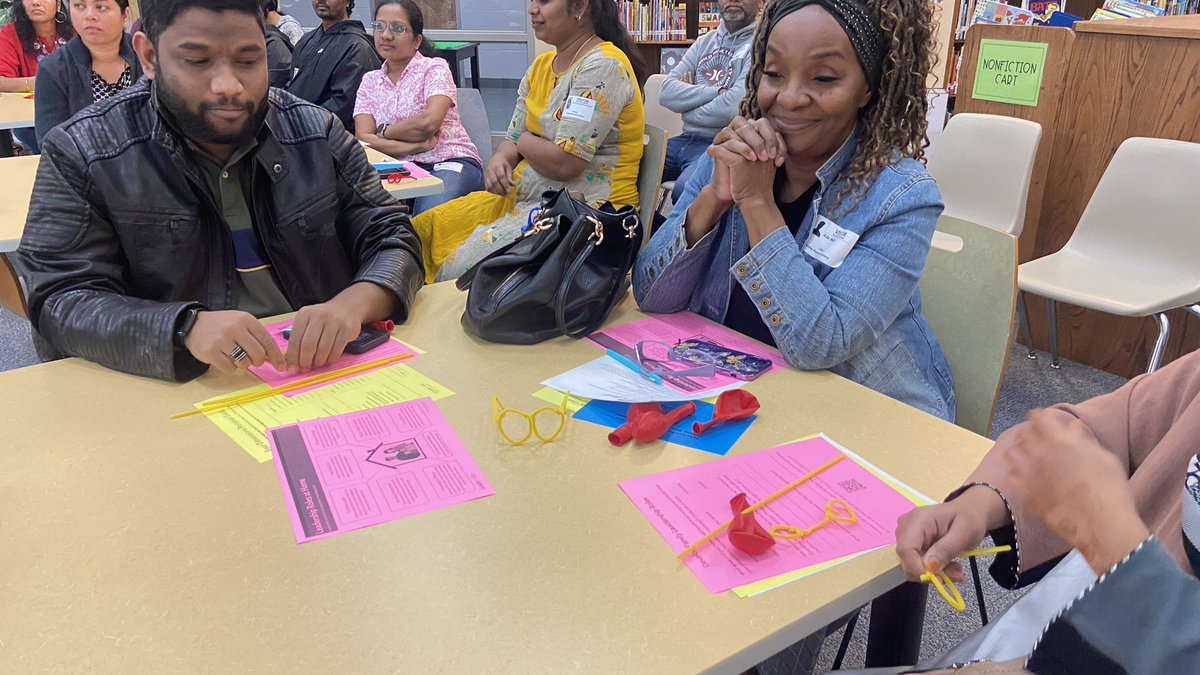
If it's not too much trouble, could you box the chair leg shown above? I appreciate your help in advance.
[969,556,990,625]
[1016,291,1036,359]
[831,609,861,670]
[1046,299,1061,369]
[1147,312,1171,374]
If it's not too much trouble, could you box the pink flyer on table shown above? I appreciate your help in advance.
[619,436,918,594]
[249,319,420,396]
[268,398,494,544]
[587,313,788,395]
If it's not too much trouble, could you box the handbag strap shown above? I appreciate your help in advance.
[553,216,639,339]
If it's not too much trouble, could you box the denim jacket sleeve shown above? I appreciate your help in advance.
[739,168,942,370]
[631,158,721,312]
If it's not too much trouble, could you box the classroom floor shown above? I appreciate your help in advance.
[0,306,1128,672]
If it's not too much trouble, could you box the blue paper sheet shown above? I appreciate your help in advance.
[574,399,755,456]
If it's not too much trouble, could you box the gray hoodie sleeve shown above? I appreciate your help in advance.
[659,32,722,115]
[679,57,748,132]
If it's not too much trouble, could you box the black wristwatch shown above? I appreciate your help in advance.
[174,307,201,346]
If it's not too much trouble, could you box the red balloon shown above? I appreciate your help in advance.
[608,403,665,446]
[727,492,775,555]
[693,390,760,435]
[632,402,697,443]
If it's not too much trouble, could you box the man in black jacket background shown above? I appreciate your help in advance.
[286,0,379,130]
[263,0,294,89]
[17,0,424,383]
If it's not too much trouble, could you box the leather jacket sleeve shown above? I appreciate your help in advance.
[17,129,209,382]
[326,117,425,322]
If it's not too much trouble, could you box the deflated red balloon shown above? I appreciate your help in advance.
[609,403,665,446]
[694,390,760,435]
[632,402,697,443]
[727,492,775,555]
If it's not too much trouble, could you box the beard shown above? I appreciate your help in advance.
[720,6,748,23]
[156,66,267,148]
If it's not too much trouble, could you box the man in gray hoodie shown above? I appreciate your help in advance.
[658,0,760,201]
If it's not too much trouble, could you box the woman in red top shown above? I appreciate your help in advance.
[0,0,74,152]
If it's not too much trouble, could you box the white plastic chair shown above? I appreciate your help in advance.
[1017,137,1200,373]
[642,74,683,214]
[925,113,1042,237]
[641,74,684,138]
[638,124,668,249]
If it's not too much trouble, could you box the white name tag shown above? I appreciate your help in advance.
[432,162,463,173]
[801,215,859,268]
[562,95,595,122]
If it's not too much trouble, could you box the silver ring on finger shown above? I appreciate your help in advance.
[229,344,249,364]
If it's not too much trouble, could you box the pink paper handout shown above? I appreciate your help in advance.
[268,398,494,544]
[587,313,788,395]
[249,319,420,396]
[619,436,918,594]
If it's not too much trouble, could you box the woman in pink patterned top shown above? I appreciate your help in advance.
[354,0,483,215]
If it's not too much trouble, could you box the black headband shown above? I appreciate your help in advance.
[765,0,886,93]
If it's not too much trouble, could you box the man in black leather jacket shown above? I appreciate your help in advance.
[286,0,379,131]
[17,0,424,383]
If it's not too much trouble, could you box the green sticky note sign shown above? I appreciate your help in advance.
[972,39,1048,107]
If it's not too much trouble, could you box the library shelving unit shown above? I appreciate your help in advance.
[617,0,717,82]
[942,0,1105,102]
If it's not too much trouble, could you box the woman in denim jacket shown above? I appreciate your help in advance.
[633,0,954,421]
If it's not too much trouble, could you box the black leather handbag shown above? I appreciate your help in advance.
[455,189,641,344]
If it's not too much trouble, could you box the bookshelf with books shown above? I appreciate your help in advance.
[945,0,1030,97]
[616,0,710,81]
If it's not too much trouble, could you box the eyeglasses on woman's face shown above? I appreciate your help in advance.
[370,20,409,35]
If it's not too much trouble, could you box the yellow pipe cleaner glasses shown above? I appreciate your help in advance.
[492,390,570,445]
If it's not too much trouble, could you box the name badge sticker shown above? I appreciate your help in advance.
[801,215,860,268]
[432,162,463,173]
[562,95,596,122]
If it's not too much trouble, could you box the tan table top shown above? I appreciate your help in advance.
[0,281,991,673]
[364,146,445,199]
[0,91,35,130]
[0,155,38,252]
[0,147,442,253]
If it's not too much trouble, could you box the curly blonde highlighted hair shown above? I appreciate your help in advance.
[738,0,939,215]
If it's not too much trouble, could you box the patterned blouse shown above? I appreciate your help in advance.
[505,42,644,210]
[90,65,132,103]
[353,51,480,165]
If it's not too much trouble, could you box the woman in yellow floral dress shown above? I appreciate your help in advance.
[410,0,645,283]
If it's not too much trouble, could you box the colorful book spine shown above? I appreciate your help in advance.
[1101,0,1166,15]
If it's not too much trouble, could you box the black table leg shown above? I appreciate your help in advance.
[469,54,481,89]
[864,581,927,667]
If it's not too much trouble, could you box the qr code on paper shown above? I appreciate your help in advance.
[837,478,867,493]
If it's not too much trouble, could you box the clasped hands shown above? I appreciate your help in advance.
[705,115,787,209]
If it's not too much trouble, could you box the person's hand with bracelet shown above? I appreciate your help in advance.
[895,484,1012,583]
